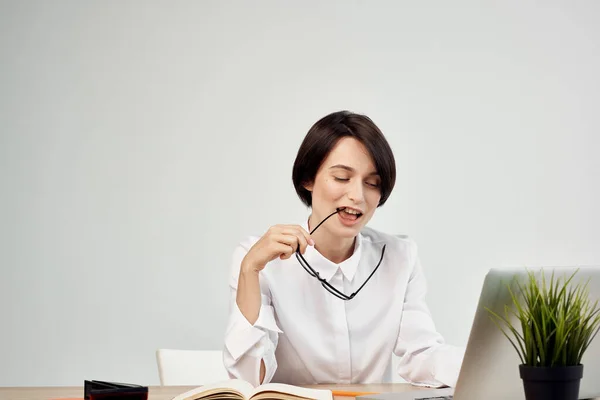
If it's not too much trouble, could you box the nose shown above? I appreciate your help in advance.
[346,179,365,204]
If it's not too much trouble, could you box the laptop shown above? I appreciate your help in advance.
[360,267,600,400]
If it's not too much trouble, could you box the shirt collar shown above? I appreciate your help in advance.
[300,219,363,282]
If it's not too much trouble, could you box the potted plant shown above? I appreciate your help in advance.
[486,269,600,400]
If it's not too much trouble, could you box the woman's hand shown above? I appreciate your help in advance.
[241,225,314,273]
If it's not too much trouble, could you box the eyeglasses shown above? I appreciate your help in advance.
[295,208,386,301]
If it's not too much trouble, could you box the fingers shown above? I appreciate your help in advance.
[281,225,314,250]
[277,228,314,254]
[273,233,303,254]
[297,226,315,246]
[264,224,314,263]
[280,231,307,254]
[274,243,294,260]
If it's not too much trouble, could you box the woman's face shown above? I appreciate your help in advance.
[305,137,382,238]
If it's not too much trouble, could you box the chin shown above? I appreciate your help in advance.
[333,222,364,238]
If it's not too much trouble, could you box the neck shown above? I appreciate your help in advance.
[308,213,356,264]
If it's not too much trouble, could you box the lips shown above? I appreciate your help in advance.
[337,207,363,226]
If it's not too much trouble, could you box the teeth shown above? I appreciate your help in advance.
[344,208,361,215]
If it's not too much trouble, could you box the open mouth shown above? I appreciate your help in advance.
[337,207,363,221]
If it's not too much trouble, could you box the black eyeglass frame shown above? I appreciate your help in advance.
[295,208,386,301]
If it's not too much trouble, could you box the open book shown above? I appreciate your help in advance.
[171,379,333,400]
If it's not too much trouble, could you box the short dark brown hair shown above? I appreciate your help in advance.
[292,110,396,207]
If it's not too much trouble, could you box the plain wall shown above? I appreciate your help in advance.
[1,0,599,386]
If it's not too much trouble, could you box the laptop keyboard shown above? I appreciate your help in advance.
[415,397,453,400]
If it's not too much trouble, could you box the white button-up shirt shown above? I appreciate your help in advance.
[223,224,464,388]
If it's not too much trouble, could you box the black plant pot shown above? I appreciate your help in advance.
[519,364,583,400]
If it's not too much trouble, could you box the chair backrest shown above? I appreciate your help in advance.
[156,349,230,386]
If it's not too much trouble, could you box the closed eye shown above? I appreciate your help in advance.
[334,177,349,182]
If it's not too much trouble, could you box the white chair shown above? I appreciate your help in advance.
[156,349,230,386]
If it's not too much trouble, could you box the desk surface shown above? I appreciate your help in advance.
[0,384,426,400]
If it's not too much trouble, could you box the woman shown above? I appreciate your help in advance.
[223,111,463,388]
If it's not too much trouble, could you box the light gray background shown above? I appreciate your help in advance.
[1,0,599,387]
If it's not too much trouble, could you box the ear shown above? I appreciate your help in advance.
[303,181,314,192]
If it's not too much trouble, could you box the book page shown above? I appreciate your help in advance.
[171,379,255,400]
[250,383,332,400]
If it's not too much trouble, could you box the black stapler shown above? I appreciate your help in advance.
[84,380,148,400]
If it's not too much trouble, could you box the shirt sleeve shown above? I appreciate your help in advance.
[393,240,465,388]
[223,242,283,387]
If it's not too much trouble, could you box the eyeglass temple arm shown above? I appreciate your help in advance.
[349,244,387,297]
[307,207,346,235]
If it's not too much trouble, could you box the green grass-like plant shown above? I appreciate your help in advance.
[486,269,600,367]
